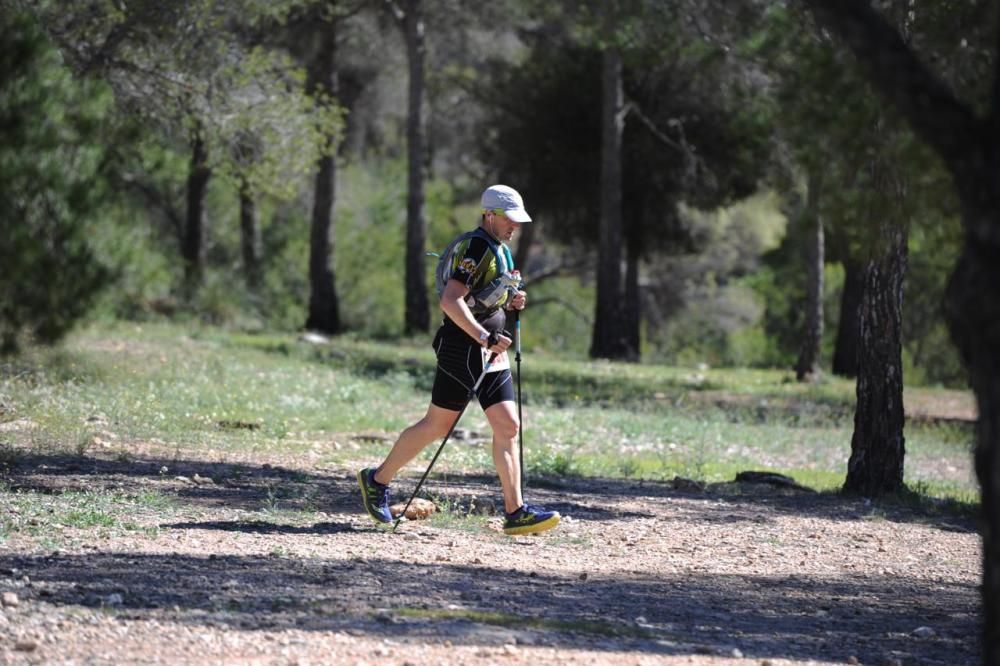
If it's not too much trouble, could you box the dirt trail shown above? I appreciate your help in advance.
[0,448,980,665]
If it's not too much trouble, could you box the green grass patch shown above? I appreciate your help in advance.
[0,486,173,541]
[0,321,980,509]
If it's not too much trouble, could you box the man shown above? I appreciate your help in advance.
[358,184,560,536]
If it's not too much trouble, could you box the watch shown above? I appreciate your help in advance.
[478,330,490,347]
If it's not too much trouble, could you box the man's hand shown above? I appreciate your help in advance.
[508,290,527,311]
[487,331,512,353]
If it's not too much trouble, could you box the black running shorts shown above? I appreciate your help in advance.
[431,333,515,412]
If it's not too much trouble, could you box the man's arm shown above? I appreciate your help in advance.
[440,279,492,346]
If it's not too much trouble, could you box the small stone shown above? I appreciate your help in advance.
[2,592,19,607]
[14,639,37,652]
[847,658,860,665]
[503,644,518,655]
[912,626,936,638]
[390,498,436,520]
[579,572,588,580]
[105,593,123,606]
[731,648,743,658]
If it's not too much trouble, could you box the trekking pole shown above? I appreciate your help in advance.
[514,307,525,497]
[392,352,499,532]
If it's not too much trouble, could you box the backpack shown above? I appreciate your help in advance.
[430,228,519,314]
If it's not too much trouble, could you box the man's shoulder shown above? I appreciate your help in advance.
[455,230,497,259]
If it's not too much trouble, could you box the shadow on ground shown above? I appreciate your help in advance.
[0,450,981,664]
[3,451,979,533]
[0,550,978,665]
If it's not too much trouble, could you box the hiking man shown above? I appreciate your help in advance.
[358,184,560,536]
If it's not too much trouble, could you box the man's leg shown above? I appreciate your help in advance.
[374,403,459,485]
[485,400,523,513]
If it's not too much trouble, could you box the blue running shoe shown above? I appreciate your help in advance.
[503,503,560,536]
[358,467,392,524]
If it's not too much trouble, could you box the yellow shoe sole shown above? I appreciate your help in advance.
[503,513,561,536]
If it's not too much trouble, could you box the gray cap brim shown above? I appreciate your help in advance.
[505,208,532,223]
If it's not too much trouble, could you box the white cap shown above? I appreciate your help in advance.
[481,184,532,223]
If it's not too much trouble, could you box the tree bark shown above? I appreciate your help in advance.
[796,169,824,381]
[832,257,864,378]
[799,2,999,657]
[238,180,260,291]
[623,235,641,360]
[401,0,429,334]
[182,130,211,296]
[304,20,341,334]
[844,217,907,496]
[590,44,628,360]
[945,200,1000,665]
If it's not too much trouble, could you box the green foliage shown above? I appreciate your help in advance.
[0,11,116,353]
[643,193,789,366]
[746,4,965,385]
[206,45,345,202]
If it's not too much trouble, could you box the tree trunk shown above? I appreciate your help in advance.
[238,181,260,291]
[945,197,1000,665]
[798,1,999,658]
[796,169,824,381]
[304,21,341,334]
[183,131,211,296]
[590,44,628,360]
[402,0,429,334]
[622,236,641,360]
[843,217,907,496]
[832,257,864,377]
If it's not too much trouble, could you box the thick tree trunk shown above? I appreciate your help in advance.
[402,0,429,334]
[183,131,211,295]
[590,45,628,360]
[944,201,1000,665]
[796,169,824,381]
[832,258,864,377]
[843,218,907,496]
[238,181,260,291]
[798,1,998,659]
[304,22,341,334]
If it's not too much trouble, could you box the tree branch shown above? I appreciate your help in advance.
[523,257,592,288]
[624,99,685,153]
[800,0,980,173]
[528,296,593,325]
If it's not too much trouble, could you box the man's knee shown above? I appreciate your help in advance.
[492,416,519,442]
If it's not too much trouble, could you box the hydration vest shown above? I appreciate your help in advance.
[432,228,520,315]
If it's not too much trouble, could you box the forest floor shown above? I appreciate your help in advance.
[0,441,980,666]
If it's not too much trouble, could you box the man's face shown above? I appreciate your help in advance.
[486,210,520,242]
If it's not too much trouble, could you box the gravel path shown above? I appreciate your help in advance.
[0,449,980,665]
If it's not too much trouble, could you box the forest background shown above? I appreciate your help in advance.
[5,0,1000,661]
[0,0,972,388]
